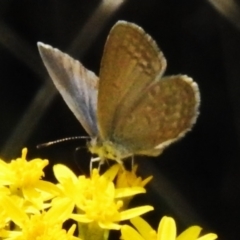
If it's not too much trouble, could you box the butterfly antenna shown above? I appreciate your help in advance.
[37,136,91,149]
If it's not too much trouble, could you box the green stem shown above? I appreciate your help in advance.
[78,222,110,240]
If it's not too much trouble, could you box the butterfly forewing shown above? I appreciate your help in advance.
[38,43,99,136]
[113,75,200,154]
[98,21,167,140]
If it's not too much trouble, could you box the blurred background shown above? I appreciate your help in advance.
[0,0,240,239]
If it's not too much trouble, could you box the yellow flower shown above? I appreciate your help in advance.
[0,148,48,187]
[0,204,11,231]
[53,164,153,231]
[105,164,150,200]
[116,164,153,188]
[121,216,218,240]
[0,195,77,240]
[114,164,153,209]
[0,148,60,209]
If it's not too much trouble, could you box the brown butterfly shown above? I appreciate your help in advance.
[38,21,200,165]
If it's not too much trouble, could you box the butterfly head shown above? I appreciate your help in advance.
[88,137,132,162]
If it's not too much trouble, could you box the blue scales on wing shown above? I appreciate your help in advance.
[38,43,98,137]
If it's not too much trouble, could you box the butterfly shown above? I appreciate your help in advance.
[38,20,200,165]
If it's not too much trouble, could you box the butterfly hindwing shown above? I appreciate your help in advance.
[113,75,200,154]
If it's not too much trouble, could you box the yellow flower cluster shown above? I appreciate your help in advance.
[121,216,218,240]
[52,163,153,233]
[0,148,218,240]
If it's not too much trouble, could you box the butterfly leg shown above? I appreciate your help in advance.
[131,155,135,170]
[90,156,107,173]
[90,156,99,172]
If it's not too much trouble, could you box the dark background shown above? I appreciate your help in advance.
[0,0,240,239]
